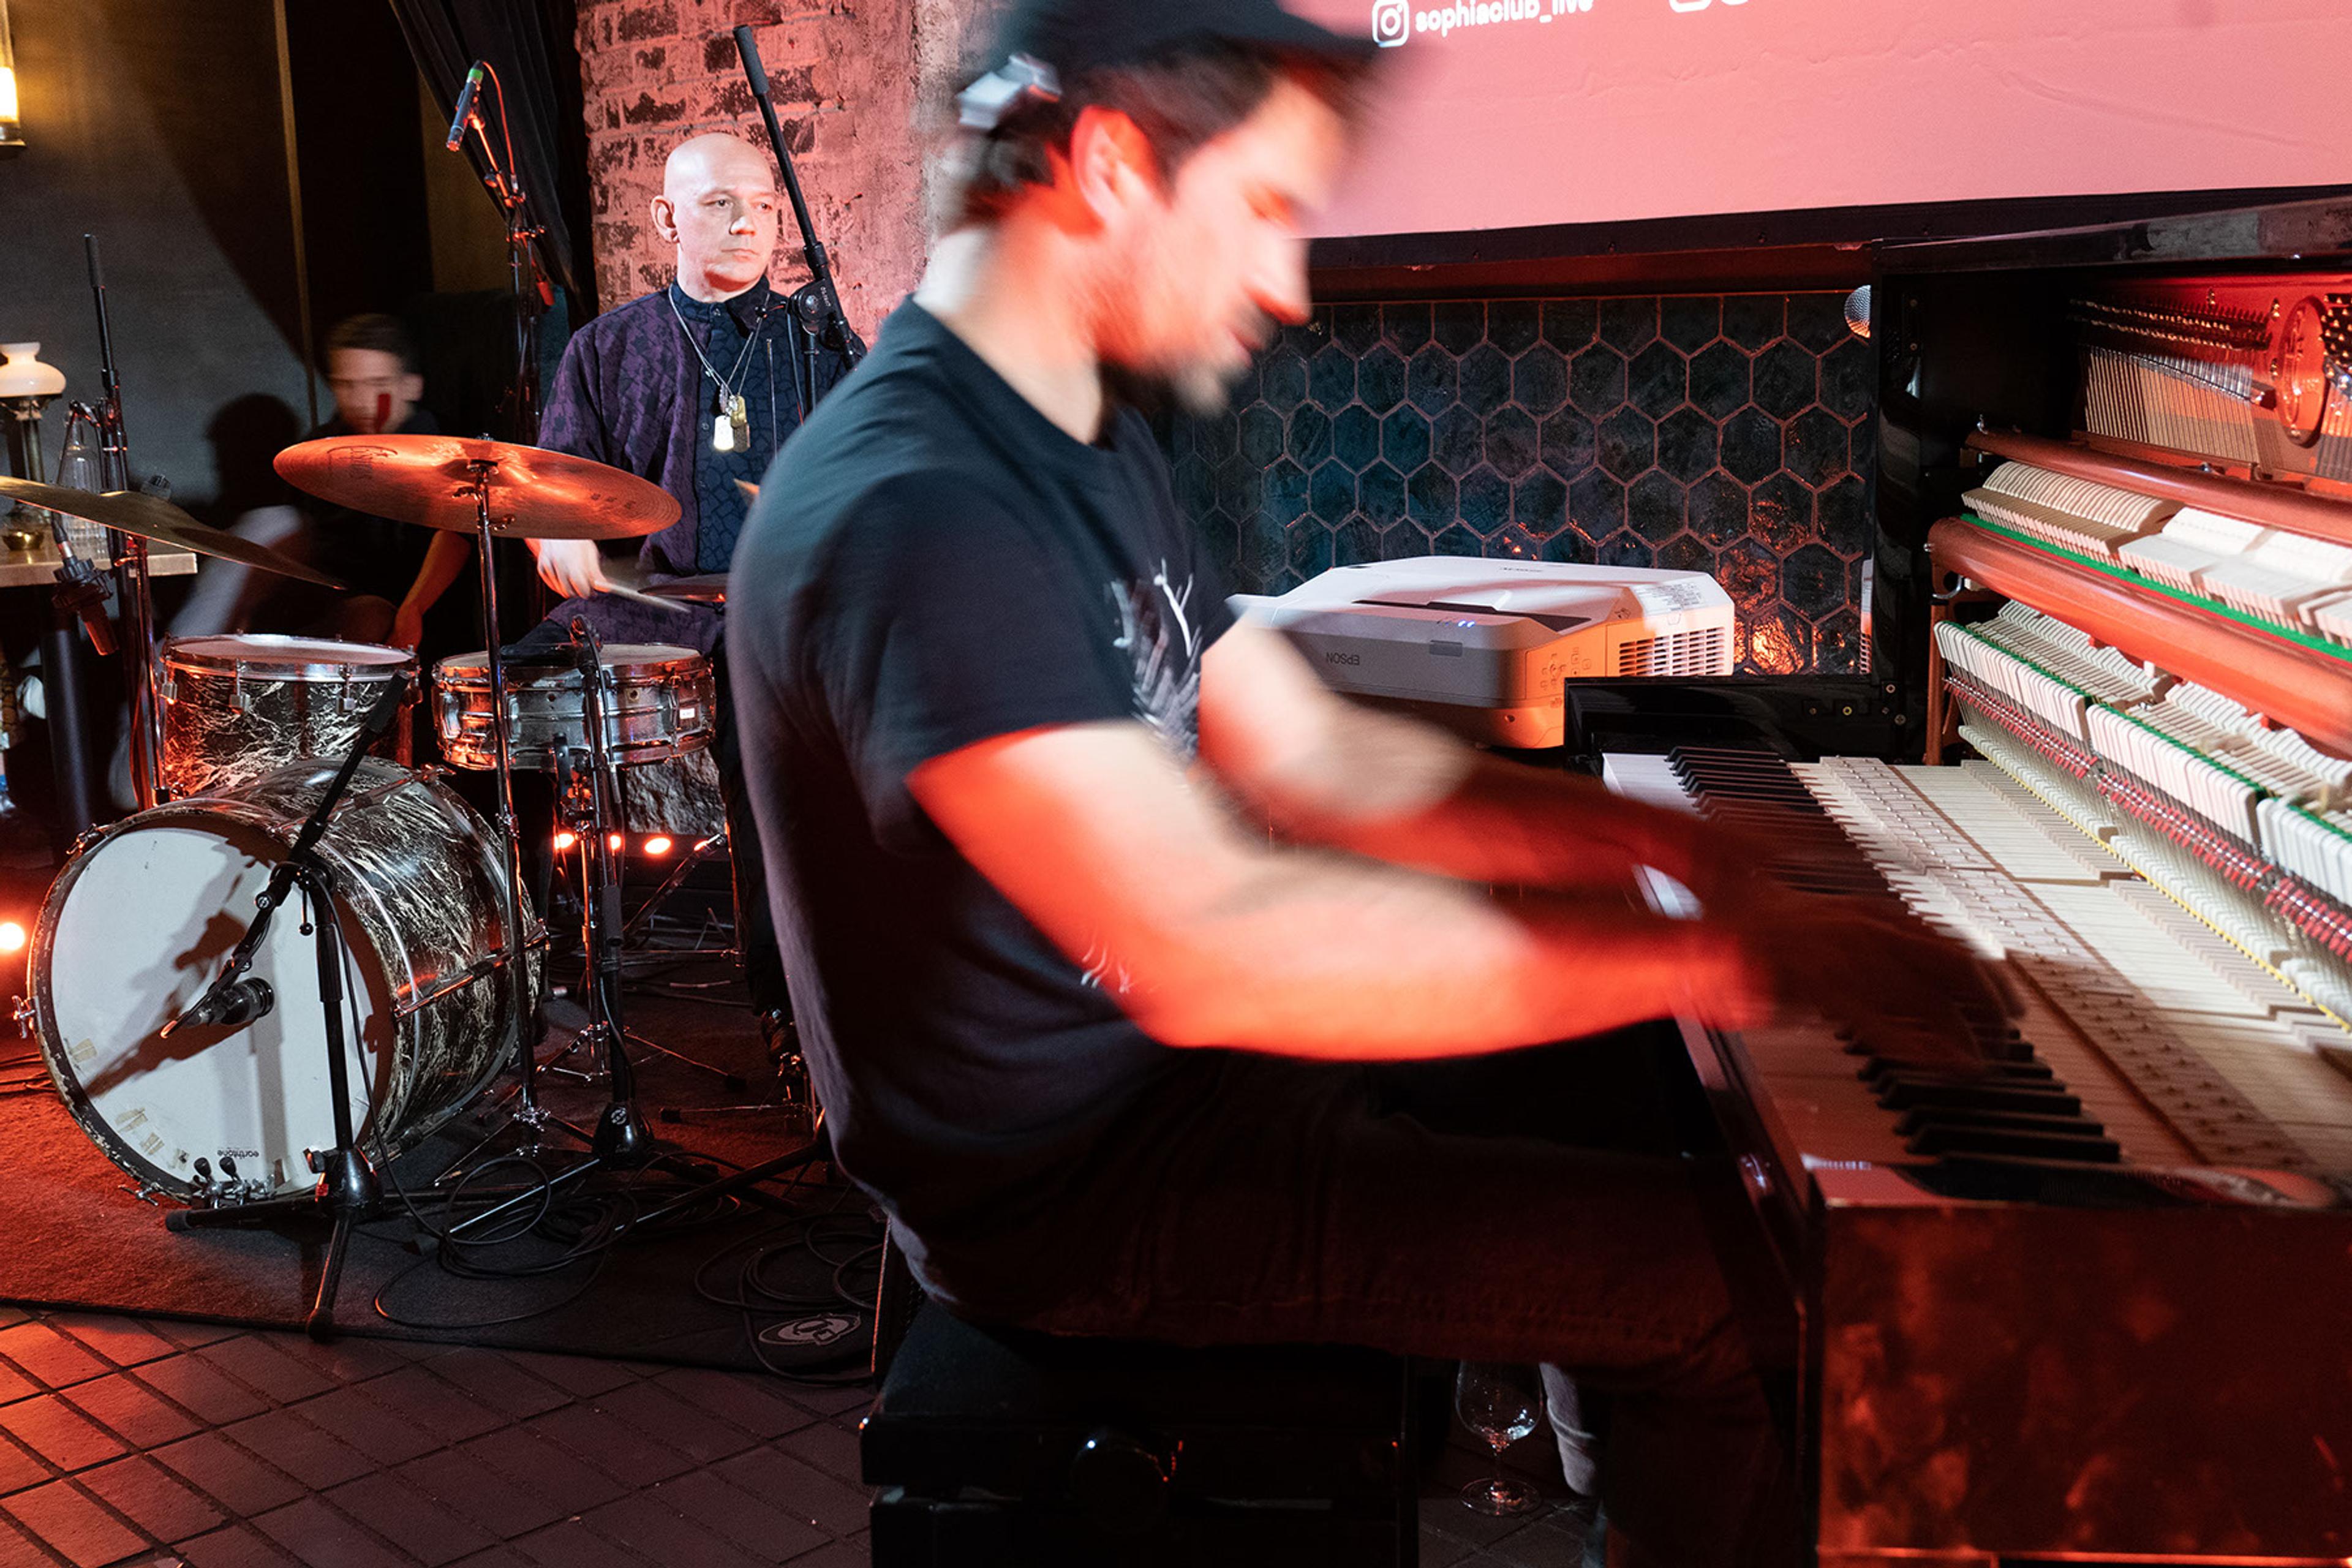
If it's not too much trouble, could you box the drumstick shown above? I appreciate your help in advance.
[601,581,692,614]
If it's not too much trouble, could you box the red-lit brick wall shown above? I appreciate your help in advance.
[571,0,1007,336]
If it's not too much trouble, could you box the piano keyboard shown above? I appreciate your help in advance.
[1608,748,2352,1180]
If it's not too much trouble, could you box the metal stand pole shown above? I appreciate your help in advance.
[470,469,541,1125]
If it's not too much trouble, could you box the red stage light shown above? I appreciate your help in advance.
[0,921,24,955]
[642,835,673,857]
[552,830,579,851]
[606,833,625,851]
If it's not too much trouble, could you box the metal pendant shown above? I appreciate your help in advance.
[727,394,750,453]
[712,410,736,453]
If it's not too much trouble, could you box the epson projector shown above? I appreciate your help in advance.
[1234,557,1735,748]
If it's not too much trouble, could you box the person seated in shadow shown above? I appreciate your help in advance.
[172,314,470,651]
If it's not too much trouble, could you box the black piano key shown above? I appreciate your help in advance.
[1904,1124,2123,1163]
[1876,1078,2084,1117]
[1865,1057,2056,1086]
[1893,1106,2105,1139]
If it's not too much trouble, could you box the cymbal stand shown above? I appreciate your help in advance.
[83,233,164,808]
[464,461,547,1133]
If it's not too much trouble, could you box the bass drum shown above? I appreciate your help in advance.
[30,761,532,1201]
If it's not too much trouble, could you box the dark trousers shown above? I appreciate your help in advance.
[512,614,788,1017]
[943,1035,1798,1566]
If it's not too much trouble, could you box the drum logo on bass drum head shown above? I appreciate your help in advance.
[758,1313,863,1349]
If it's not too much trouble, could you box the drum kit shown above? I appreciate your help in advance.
[4,431,760,1335]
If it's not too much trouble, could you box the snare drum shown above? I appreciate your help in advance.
[432,644,715,772]
[30,761,533,1201]
[160,635,417,799]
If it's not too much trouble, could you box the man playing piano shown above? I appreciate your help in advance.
[729,2,2013,1561]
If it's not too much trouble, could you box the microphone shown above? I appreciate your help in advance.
[444,62,485,152]
[160,977,274,1040]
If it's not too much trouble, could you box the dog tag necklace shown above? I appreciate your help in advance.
[669,287,766,453]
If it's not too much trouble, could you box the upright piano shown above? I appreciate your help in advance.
[1599,197,2352,1566]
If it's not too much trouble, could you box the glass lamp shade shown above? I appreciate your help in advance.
[0,344,64,399]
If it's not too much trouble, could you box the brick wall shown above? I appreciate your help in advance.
[571,0,1004,337]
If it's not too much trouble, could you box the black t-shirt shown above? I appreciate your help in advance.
[728,301,1238,1313]
[303,407,441,605]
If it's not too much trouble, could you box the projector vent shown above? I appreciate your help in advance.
[1616,627,1729,677]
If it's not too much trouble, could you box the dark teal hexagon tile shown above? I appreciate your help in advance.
[1286,405,1332,469]
[1542,299,1596,352]
[1432,405,1484,476]
[1627,342,1687,420]
[1597,408,1655,480]
[1751,340,1815,419]
[1660,295,1719,353]
[1598,296,1657,353]
[1785,408,1847,489]
[1569,468,1626,537]
[1489,300,1542,356]
[1458,344,1512,417]
[1627,472,1685,544]
[1408,344,1458,414]
[1333,405,1381,472]
[1540,409,1596,478]
[1722,295,1784,350]
[1569,344,1627,416]
[1485,408,1540,478]
[1656,407,1718,483]
[1357,345,1408,413]
[1513,345,1569,415]
[1513,470,1568,535]
[1309,344,1357,409]
[1689,342,1749,420]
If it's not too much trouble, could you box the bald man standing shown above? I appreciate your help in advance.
[526,132,854,1077]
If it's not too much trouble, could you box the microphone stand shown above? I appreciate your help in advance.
[450,62,547,441]
[85,235,166,808]
[162,673,413,1341]
[733,25,866,396]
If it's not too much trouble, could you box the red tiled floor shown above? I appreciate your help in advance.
[148,1431,306,1518]
[129,1359,270,1429]
[644,1468,829,1561]
[61,1374,202,1450]
[188,1340,334,1408]
[348,1366,508,1447]
[393,1449,570,1541]
[410,1351,569,1422]
[43,1319,178,1372]
[0,1398,125,1475]
[323,1472,497,1567]
[78,1454,225,1545]
[0,1326,107,1393]
[0,1432,51,1498]
[174,1521,301,1567]
[285,1385,442,1468]
[251,1496,414,1568]
[0,1477,147,1568]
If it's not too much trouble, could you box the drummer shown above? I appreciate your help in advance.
[518,132,854,1069]
[168,315,473,653]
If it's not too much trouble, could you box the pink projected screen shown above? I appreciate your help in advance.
[1287,0,2352,239]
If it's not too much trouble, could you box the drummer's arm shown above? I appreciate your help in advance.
[526,330,617,599]
[390,533,473,650]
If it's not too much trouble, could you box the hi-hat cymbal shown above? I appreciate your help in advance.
[0,476,345,589]
[274,434,680,541]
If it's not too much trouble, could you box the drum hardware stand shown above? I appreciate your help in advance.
[447,60,547,441]
[159,676,414,1340]
[545,627,747,1099]
[619,826,741,962]
[82,234,167,810]
[462,458,552,1138]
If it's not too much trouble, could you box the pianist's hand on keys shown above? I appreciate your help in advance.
[1713,891,2021,1072]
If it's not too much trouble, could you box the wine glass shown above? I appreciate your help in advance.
[1455,1360,1545,1515]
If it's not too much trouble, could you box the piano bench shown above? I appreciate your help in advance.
[861,1299,1417,1567]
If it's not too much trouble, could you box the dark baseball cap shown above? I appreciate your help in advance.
[991,0,1381,83]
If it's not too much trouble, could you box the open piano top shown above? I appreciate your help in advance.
[1594,206,2352,1567]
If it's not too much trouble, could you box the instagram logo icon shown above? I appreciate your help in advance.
[1371,0,1410,46]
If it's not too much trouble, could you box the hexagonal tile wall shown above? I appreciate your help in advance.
[1176,293,1875,674]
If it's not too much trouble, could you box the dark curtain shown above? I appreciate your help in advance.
[387,0,592,317]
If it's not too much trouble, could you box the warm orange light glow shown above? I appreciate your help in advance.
[642,835,673,856]
[606,833,625,851]
[552,830,579,851]
[0,921,25,955]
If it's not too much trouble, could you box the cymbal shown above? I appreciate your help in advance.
[274,434,680,541]
[0,476,345,589]
[643,574,727,606]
